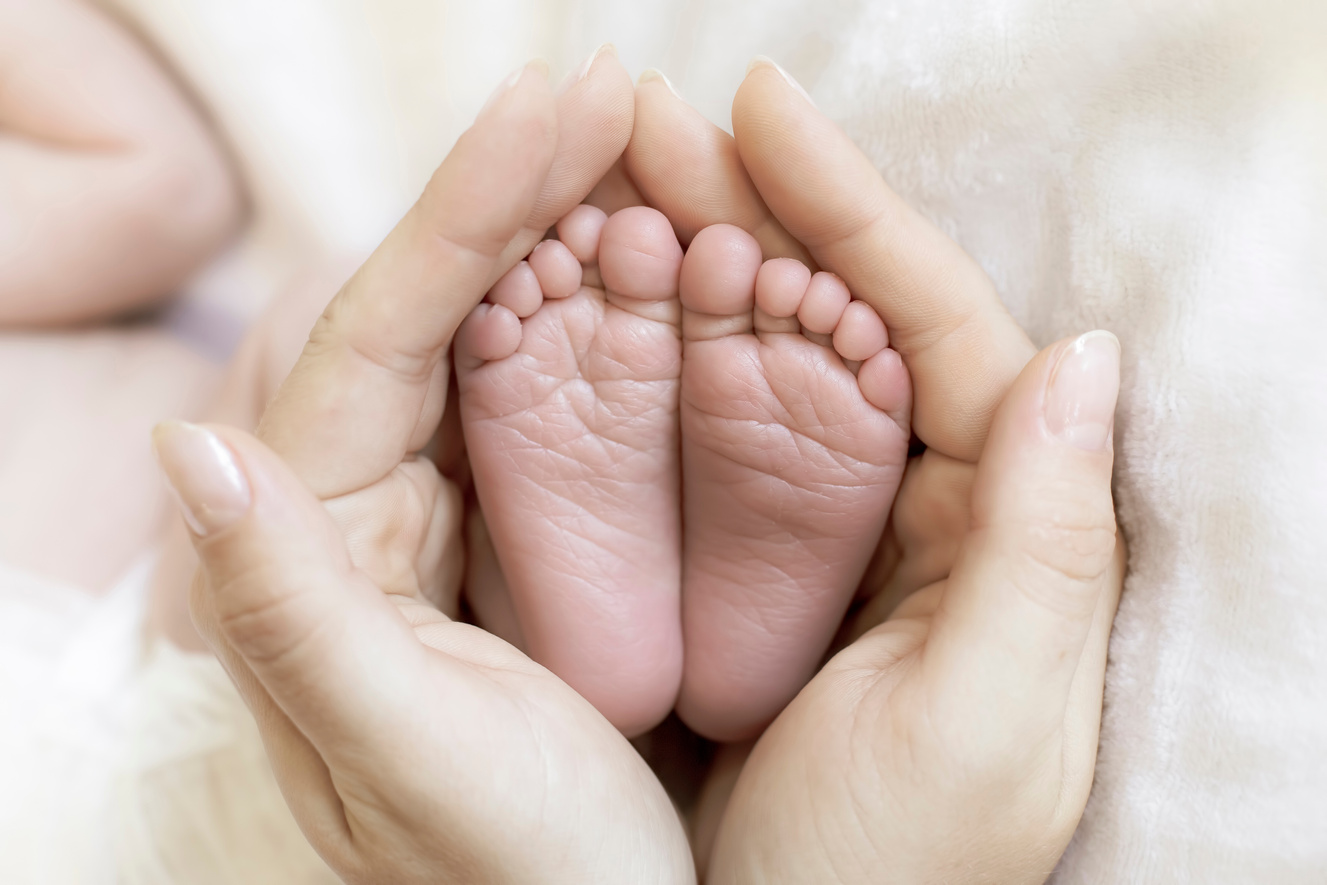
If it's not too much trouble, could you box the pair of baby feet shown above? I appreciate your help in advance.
[455,205,912,740]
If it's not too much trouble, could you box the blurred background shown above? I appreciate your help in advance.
[1,0,1324,881]
[103,0,847,326]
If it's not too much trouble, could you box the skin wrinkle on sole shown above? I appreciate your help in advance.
[456,205,685,736]
[678,223,913,739]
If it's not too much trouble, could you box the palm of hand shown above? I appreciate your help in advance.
[236,346,692,881]
[352,594,681,882]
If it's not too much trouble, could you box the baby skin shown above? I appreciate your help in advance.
[456,206,911,739]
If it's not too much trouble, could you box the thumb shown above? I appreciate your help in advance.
[152,420,426,757]
[929,331,1123,727]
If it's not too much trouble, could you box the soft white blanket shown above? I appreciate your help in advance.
[80,0,1327,880]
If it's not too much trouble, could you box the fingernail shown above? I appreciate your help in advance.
[746,55,816,107]
[480,59,550,115]
[638,68,682,99]
[558,43,616,96]
[1045,331,1121,451]
[152,421,252,536]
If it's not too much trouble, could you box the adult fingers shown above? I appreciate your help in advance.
[927,331,1124,732]
[732,60,1036,461]
[496,45,635,268]
[259,51,634,499]
[153,420,430,759]
[584,156,646,217]
[627,71,811,263]
[257,62,555,498]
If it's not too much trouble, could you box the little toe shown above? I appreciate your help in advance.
[857,346,913,424]
[679,224,763,340]
[488,260,543,318]
[556,204,608,264]
[754,257,811,318]
[599,206,684,302]
[455,303,523,370]
[797,271,850,334]
[832,300,889,362]
[529,239,583,299]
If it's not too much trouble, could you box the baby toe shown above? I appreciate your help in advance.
[754,257,811,318]
[680,222,762,308]
[455,303,523,369]
[832,300,889,362]
[797,272,850,334]
[488,260,543,318]
[556,204,608,265]
[529,239,583,299]
[599,206,684,302]
[857,346,912,425]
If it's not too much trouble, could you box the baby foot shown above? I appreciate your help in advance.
[455,205,684,736]
[678,224,912,740]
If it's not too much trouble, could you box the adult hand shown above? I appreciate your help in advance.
[627,64,1039,740]
[153,56,694,884]
[709,330,1123,883]
[629,63,1125,880]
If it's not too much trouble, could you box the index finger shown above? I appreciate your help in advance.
[732,60,1036,461]
[256,62,558,498]
[257,50,635,499]
[626,71,812,264]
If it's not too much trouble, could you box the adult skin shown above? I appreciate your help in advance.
[627,62,1125,882]
[156,56,1124,883]
[156,56,695,884]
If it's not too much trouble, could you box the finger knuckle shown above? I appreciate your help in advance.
[1007,515,1118,617]
[209,562,332,667]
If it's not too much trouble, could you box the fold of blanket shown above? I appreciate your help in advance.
[90,0,1327,880]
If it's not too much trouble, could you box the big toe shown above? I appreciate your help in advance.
[598,205,684,302]
[679,224,763,340]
